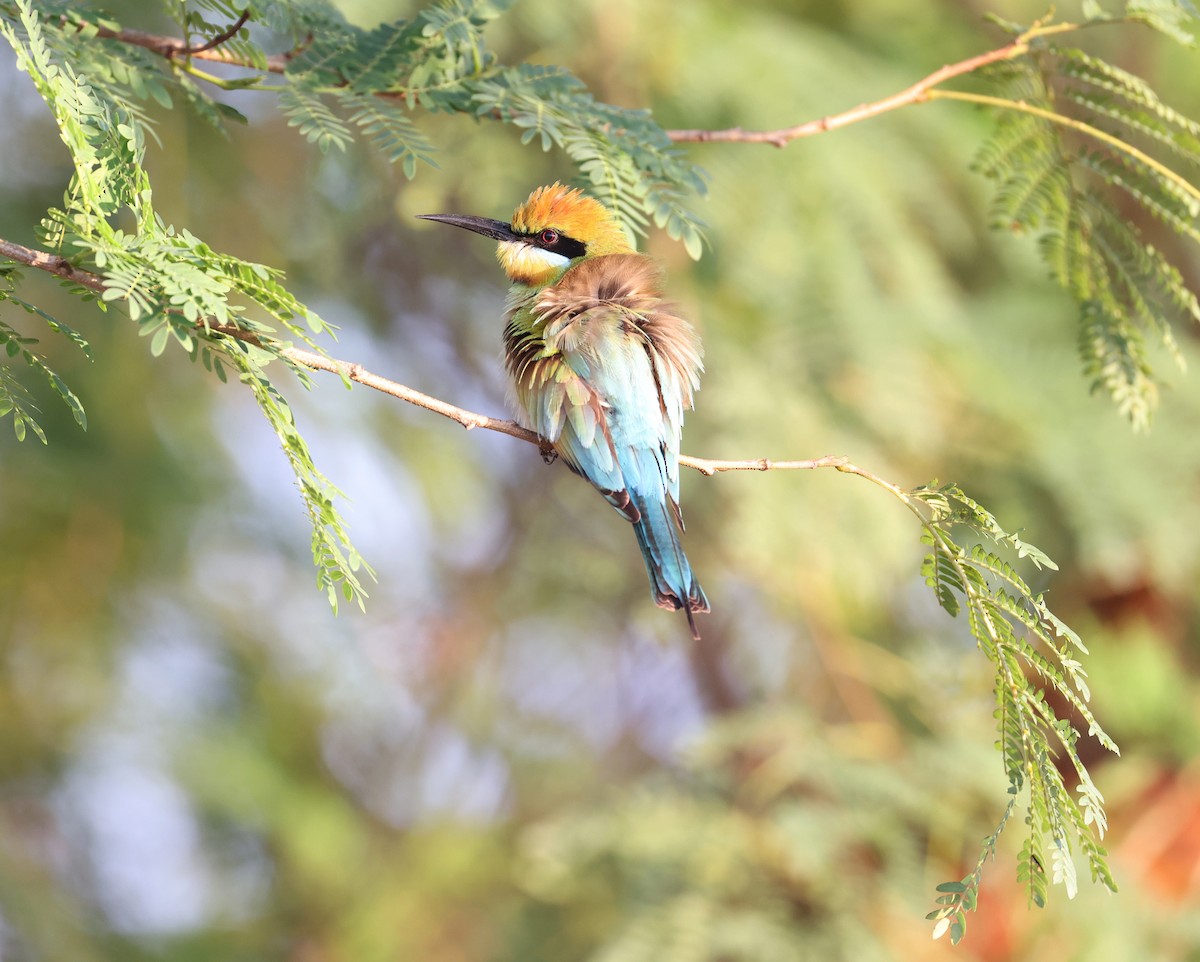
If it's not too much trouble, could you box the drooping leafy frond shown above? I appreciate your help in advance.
[912,482,1118,943]
[224,340,375,611]
[0,0,368,609]
[964,2,1200,426]
[0,268,89,442]
[345,93,439,178]
[278,83,355,153]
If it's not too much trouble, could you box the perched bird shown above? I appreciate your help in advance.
[419,183,709,638]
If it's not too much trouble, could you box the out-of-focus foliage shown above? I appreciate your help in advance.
[0,0,1156,926]
[1,0,1199,960]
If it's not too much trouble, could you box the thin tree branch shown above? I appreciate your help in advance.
[681,453,845,475]
[663,16,1111,147]
[57,14,290,72]
[264,338,540,443]
[45,5,1023,142]
[665,39,1030,147]
[0,237,105,292]
[184,8,250,56]
[37,6,1022,140]
[34,4,1129,173]
[0,234,890,484]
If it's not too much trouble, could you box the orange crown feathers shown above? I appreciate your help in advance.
[511,183,633,257]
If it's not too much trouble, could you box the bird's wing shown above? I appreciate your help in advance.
[505,314,638,522]
[503,254,704,525]
[532,254,704,509]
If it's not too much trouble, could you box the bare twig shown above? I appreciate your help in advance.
[665,40,1030,147]
[0,235,895,486]
[680,454,847,475]
[664,15,1107,148]
[183,8,250,56]
[256,338,541,444]
[679,453,906,495]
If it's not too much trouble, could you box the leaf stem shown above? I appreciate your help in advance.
[926,88,1200,208]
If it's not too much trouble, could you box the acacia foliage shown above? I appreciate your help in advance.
[972,6,1200,428]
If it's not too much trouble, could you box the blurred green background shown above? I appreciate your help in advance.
[2,0,1200,959]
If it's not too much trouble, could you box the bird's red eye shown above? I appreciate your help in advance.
[539,229,559,246]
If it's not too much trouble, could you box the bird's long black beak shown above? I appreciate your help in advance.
[417,213,520,242]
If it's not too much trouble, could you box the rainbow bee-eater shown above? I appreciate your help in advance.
[419,183,709,639]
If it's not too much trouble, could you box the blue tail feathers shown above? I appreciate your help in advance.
[630,490,709,640]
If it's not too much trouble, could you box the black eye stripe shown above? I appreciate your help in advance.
[523,228,587,259]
